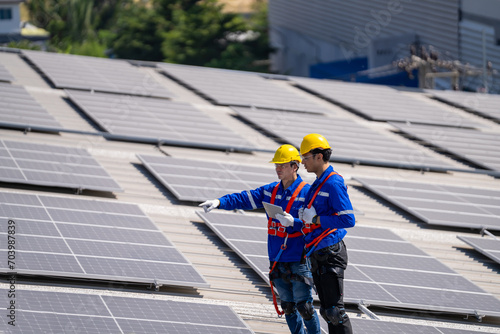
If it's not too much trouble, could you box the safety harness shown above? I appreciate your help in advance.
[302,172,339,259]
[267,181,306,317]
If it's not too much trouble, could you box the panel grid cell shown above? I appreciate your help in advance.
[0,62,14,82]
[458,235,500,265]
[233,106,456,170]
[356,177,500,231]
[23,50,173,98]
[159,63,330,113]
[0,191,208,288]
[0,139,122,192]
[293,77,482,128]
[66,89,255,152]
[0,289,253,333]
[428,89,500,123]
[138,154,277,202]
[0,82,62,128]
[395,123,500,172]
[198,211,500,317]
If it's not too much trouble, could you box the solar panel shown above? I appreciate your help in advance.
[22,50,173,98]
[0,289,253,333]
[138,154,277,202]
[198,211,500,317]
[355,177,500,231]
[0,139,122,193]
[0,62,14,82]
[66,90,256,152]
[293,77,482,128]
[429,89,500,123]
[232,106,456,170]
[159,63,330,114]
[458,236,500,265]
[394,123,500,172]
[0,191,208,288]
[0,82,62,129]
[350,318,494,334]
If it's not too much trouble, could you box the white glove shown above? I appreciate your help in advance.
[275,212,294,227]
[302,206,317,224]
[199,199,220,213]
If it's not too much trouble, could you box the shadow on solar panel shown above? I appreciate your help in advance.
[0,191,208,290]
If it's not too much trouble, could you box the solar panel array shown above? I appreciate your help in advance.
[233,106,456,170]
[0,191,208,288]
[350,318,493,334]
[159,63,330,113]
[429,89,500,123]
[355,177,500,231]
[0,140,122,192]
[138,155,277,202]
[0,62,14,82]
[198,211,500,317]
[0,289,253,333]
[458,236,500,265]
[0,82,62,129]
[293,77,481,128]
[22,50,173,98]
[66,90,256,151]
[395,124,500,172]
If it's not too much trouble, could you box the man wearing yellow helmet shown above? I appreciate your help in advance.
[299,134,355,334]
[200,144,321,334]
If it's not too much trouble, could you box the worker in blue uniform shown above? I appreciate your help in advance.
[299,134,355,334]
[200,144,321,334]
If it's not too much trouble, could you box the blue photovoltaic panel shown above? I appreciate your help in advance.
[0,289,253,333]
[23,50,173,98]
[0,82,62,129]
[293,77,482,128]
[198,211,500,317]
[458,235,500,265]
[0,63,14,82]
[0,191,208,288]
[66,90,256,152]
[233,106,456,171]
[356,177,500,231]
[138,154,277,202]
[0,139,122,192]
[350,318,494,333]
[159,63,330,114]
[394,123,500,172]
[428,89,500,123]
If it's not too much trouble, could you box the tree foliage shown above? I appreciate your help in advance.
[24,0,272,71]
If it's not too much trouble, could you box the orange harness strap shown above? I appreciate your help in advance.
[267,180,306,317]
[301,172,337,234]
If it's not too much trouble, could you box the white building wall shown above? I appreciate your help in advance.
[268,0,460,76]
[0,2,21,34]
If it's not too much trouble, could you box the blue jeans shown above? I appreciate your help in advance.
[272,262,321,334]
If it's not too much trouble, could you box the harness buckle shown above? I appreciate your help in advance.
[278,226,286,234]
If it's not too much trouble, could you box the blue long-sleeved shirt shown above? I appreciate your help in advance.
[218,175,310,262]
[303,165,355,251]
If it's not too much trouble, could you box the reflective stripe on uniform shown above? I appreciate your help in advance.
[337,210,355,216]
[246,190,257,209]
[318,191,329,197]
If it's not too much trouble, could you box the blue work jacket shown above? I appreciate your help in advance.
[218,175,310,262]
[303,166,355,251]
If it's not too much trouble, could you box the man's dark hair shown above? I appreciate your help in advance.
[311,148,332,162]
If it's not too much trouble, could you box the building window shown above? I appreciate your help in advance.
[0,8,13,20]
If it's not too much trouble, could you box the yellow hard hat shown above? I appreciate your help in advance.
[269,144,302,163]
[300,133,331,155]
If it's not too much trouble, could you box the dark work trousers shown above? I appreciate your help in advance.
[310,240,353,334]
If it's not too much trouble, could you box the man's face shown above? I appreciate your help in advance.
[275,162,294,180]
[301,153,318,173]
